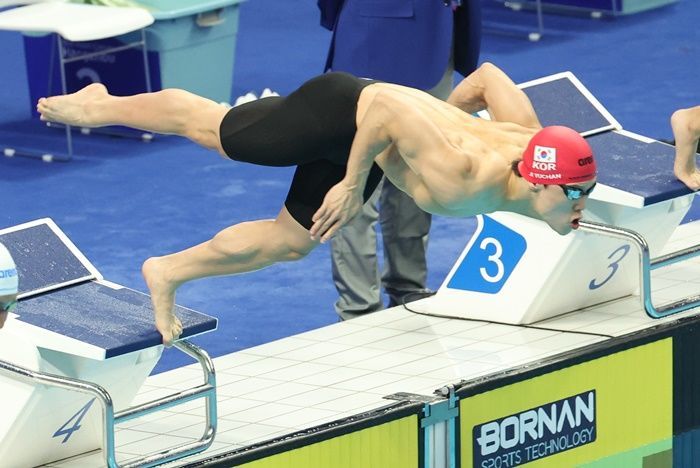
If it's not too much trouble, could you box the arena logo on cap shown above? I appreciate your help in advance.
[578,156,594,166]
[532,145,557,171]
[0,268,17,279]
[473,390,596,467]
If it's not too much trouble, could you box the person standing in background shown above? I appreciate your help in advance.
[318,0,482,320]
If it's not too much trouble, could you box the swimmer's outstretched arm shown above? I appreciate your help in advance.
[671,106,700,191]
[447,62,541,129]
[309,92,392,242]
[310,90,463,241]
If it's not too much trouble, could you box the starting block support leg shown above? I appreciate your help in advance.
[0,218,219,467]
[0,339,216,468]
[580,220,700,319]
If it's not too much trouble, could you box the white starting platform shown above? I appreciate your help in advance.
[414,72,700,325]
[0,219,218,468]
[71,222,700,467]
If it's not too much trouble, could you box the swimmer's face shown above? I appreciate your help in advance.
[0,293,17,329]
[535,179,596,235]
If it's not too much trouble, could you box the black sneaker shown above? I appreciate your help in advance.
[387,289,436,308]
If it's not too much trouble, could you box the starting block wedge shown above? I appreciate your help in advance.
[0,219,218,468]
[416,73,699,324]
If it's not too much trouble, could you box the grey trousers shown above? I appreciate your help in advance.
[331,65,454,320]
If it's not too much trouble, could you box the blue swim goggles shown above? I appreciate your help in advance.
[1,300,17,313]
[559,182,596,200]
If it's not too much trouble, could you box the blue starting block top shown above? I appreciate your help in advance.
[0,219,217,360]
[0,220,99,297]
[588,131,695,206]
[18,281,216,358]
[522,74,618,136]
[522,73,698,207]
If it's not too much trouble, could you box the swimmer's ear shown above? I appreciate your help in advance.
[528,182,543,193]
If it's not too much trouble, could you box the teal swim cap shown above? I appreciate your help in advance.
[0,243,18,295]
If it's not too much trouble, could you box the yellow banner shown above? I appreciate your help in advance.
[241,414,419,468]
[461,338,672,467]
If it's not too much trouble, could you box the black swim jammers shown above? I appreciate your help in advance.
[219,72,384,230]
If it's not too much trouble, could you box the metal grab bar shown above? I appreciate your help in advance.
[579,220,700,319]
[0,339,217,468]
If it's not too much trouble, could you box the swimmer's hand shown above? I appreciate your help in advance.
[310,181,363,242]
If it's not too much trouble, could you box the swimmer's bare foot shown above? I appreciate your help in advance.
[36,83,109,128]
[675,166,700,191]
[671,109,700,191]
[143,256,183,346]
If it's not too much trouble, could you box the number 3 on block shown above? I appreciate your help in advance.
[447,216,527,294]
[479,237,505,283]
[589,244,631,290]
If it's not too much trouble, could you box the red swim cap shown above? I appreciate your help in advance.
[517,126,596,185]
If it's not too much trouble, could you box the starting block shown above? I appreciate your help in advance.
[0,219,218,468]
[416,72,699,324]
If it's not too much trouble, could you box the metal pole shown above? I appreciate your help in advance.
[57,36,73,161]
